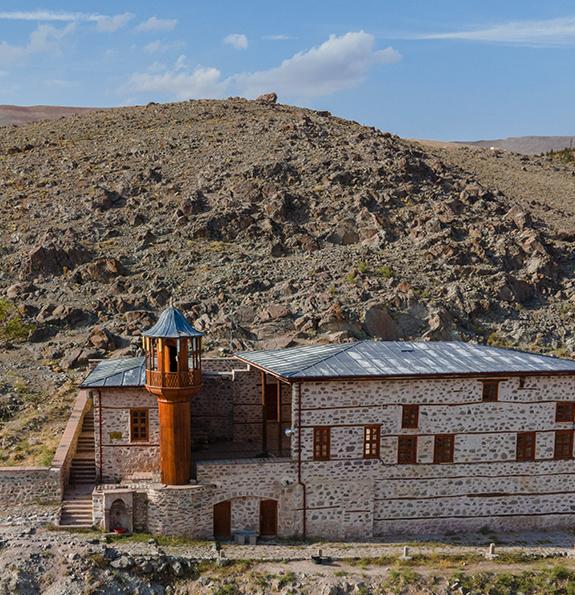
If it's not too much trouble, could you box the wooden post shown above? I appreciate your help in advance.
[261,371,267,455]
[277,377,282,456]
[158,394,191,485]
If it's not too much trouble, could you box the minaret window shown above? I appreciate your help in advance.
[168,344,178,372]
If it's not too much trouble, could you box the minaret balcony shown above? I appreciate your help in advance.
[145,369,202,397]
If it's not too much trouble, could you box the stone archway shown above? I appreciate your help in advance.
[109,498,129,531]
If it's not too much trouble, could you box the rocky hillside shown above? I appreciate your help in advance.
[462,135,575,155]
[1,98,575,462]
[0,105,94,127]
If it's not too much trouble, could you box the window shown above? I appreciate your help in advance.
[398,436,417,464]
[516,432,536,461]
[313,427,330,461]
[264,383,279,421]
[482,380,499,402]
[401,405,419,429]
[434,434,455,464]
[363,425,381,459]
[556,402,574,423]
[130,409,149,442]
[554,430,574,460]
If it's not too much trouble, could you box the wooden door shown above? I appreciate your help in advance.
[213,501,231,539]
[259,499,277,537]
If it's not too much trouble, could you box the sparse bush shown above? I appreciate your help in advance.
[376,265,394,279]
[356,260,368,274]
[0,298,35,342]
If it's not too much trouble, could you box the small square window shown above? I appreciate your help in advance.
[556,402,574,423]
[482,381,499,402]
[130,409,149,442]
[434,434,455,464]
[398,436,417,464]
[313,427,330,461]
[401,405,419,429]
[516,432,536,462]
[554,430,573,460]
[363,425,381,459]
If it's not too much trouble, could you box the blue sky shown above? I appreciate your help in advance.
[0,0,574,139]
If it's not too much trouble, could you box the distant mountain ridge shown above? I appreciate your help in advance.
[0,105,96,126]
[461,136,575,155]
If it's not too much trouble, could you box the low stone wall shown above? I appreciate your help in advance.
[0,390,91,508]
[51,390,92,493]
[0,467,60,507]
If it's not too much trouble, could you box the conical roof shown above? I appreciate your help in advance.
[143,307,204,338]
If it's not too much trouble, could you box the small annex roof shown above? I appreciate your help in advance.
[80,356,146,388]
[143,307,203,339]
[234,341,575,381]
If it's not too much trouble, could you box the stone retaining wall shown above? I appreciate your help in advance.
[0,467,60,506]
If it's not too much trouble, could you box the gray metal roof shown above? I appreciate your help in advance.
[80,357,146,388]
[143,307,203,338]
[234,341,575,380]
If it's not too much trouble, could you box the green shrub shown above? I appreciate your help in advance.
[0,299,34,342]
[376,265,394,279]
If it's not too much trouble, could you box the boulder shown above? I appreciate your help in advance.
[25,242,92,278]
[88,326,122,351]
[73,258,126,283]
[363,305,398,339]
[256,92,278,104]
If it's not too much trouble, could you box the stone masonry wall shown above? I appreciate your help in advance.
[94,388,160,482]
[0,468,60,507]
[296,375,575,538]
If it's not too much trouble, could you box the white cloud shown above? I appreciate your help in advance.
[95,13,133,32]
[0,23,75,65]
[136,16,177,33]
[0,10,132,31]
[124,31,400,101]
[144,40,185,54]
[262,34,294,41]
[418,15,575,46]
[126,60,228,99]
[224,33,248,50]
[235,31,400,97]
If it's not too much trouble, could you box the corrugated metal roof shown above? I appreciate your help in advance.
[235,341,575,380]
[143,307,203,338]
[80,356,146,388]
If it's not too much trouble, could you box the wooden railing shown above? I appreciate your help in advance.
[145,369,201,389]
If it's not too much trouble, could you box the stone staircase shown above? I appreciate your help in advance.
[59,408,96,528]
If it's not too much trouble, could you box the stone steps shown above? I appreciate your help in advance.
[59,408,96,527]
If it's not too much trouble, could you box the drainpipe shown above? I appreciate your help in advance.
[296,383,307,540]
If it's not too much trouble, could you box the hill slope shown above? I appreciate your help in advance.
[0,104,95,126]
[1,98,575,463]
[462,135,575,155]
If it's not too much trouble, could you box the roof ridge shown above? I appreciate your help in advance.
[289,341,363,376]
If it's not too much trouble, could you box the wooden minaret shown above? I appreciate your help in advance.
[143,307,203,485]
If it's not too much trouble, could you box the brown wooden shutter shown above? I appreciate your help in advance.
[401,405,419,429]
[398,435,417,464]
[554,430,574,460]
[516,432,536,462]
[433,434,455,464]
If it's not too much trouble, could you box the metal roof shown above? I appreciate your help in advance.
[234,341,575,380]
[80,356,146,388]
[143,307,203,338]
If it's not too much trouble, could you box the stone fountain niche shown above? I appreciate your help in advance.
[103,490,134,533]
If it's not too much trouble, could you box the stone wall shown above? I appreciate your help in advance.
[296,375,575,538]
[93,388,160,482]
[0,467,60,507]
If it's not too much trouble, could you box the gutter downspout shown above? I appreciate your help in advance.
[296,382,307,540]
